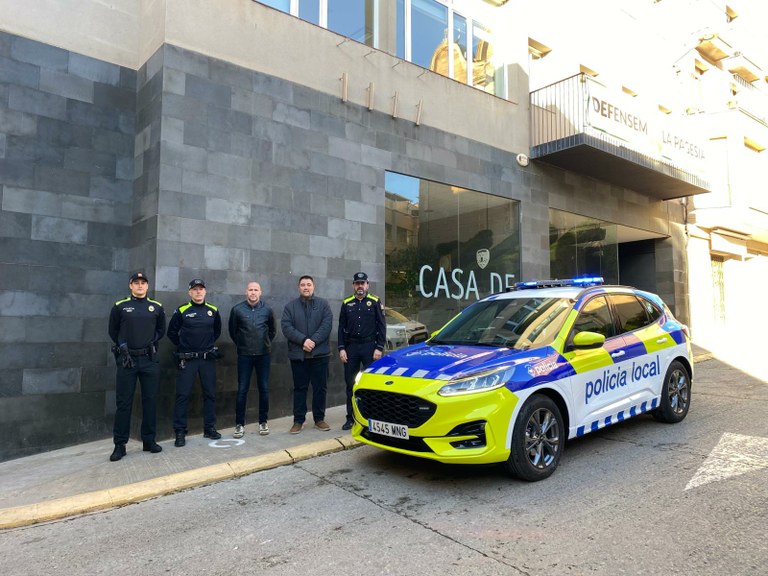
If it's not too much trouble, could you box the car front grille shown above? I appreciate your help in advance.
[408,332,428,344]
[355,389,436,428]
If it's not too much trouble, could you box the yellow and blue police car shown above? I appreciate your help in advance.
[351,277,693,481]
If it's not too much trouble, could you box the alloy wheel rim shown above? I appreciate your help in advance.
[525,407,560,469]
[668,369,690,414]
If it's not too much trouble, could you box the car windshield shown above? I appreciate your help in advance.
[430,296,573,350]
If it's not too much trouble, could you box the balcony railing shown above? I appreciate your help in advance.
[530,74,587,148]
[731,74,768,124]
[529,74,710,198]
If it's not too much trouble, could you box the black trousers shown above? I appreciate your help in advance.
[173,358,217,432]
[113,355,160,445]
[343,341,377,418]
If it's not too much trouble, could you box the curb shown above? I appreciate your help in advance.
[0,436,361,531]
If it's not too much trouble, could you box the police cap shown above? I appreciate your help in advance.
[188,278,206,289]
[129,271,149,283]
[353,272,368,282]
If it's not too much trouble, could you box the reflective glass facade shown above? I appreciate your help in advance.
[549,209,618,284]
[385,172,521,335]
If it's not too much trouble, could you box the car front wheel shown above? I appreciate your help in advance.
[504,394,564,482]
[652,360,691,423]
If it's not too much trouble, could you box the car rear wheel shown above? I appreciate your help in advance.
[652,360,691,423]
[504,394,563,482]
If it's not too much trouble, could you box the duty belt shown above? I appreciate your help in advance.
[176,348,220,360]
[177,351,206,360]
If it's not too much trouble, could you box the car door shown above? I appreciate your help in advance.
[562,294,634,435]
[611,293,671,405]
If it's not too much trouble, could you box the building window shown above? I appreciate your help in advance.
[471,20,500,95]
[328,0,376,46]
[549,209,618,283]
[299,0,320,25]
[396,0,406,59]
[385,171,521,334]
[254,0,504,97]
[412,0,448,71]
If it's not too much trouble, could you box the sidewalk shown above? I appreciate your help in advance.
[0,347,717,531]
[0,405,358,530]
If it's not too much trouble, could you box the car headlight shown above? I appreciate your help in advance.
[395,328,406,337]
[438,365,513,397]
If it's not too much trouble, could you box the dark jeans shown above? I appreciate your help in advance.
[290,356,329,424]
[236,354,271,425]
[173,358,217,432]
[343,341,377,418]
[113,355,160,445]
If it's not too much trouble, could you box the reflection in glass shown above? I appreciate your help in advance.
[411,0,448,71]
[472,21,496,94]
[452,14,468,83]
[328,0,375,46]
[385,172,521,336]
[549,209,618,283]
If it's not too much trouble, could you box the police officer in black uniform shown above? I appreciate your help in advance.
[337,272,386,430]
[107,271,166,462]
[167,278,222,447]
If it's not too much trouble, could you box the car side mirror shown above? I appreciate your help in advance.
[572,331,606,349]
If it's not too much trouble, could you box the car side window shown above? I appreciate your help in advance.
[611,294,651,334]
[571,296,614,339]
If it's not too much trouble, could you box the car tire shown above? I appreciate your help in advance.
[504,394,564,482]
[652,360,691,423]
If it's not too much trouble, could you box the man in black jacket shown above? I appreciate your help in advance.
[338,272,386,430]
[167,278,222,447]
[280,275,333,434]
[228,281,276,438]
[107,271,166,461]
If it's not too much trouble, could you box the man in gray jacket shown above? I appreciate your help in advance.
[280,275,333,434]
[228,281,276,438]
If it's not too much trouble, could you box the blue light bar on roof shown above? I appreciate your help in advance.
[513,276,604,290]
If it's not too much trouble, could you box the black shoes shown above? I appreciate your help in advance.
[204,429,222,440]
[109,444,126,462]
[112,441,162,460]
[143,441,162,453]
[342,418,354,431]
[175,431,186,447]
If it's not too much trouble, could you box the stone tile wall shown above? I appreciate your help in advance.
[0,31,136,460]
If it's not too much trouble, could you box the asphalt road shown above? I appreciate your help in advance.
[1,357,766,576]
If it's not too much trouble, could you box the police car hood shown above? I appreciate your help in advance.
[366,343,554,381]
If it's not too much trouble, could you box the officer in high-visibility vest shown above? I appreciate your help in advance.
[337,272,386,430]
[107,271,166,462]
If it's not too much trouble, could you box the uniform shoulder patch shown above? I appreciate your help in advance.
[115,297,131,306]
[147,298,163,307]
[367,294,380,302]
[205,302,218,311]
[178,303,192,314]
[343,295,356,304]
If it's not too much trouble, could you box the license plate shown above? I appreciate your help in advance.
[368,419,409,439]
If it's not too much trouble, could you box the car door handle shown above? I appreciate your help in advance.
[656,338,668,344]
[611,350,625,358]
